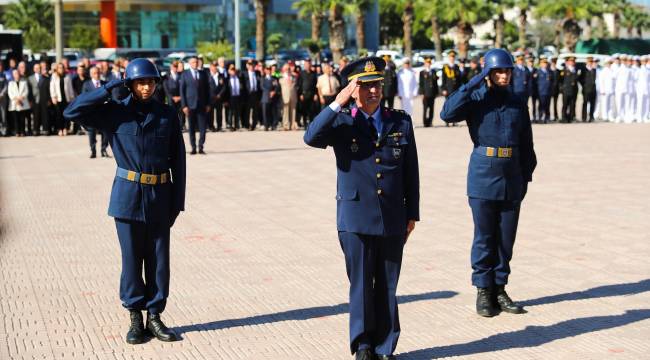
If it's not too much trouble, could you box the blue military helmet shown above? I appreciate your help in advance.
[483,48,514,70]
[125,58,161,83]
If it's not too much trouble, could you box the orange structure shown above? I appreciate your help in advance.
[100,0,117,48]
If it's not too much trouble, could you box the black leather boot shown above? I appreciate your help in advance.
[355,349,375,360]
[495,285,526,314]
[146,313,180,342]
[126,310,146,344]
[476,287,498,317]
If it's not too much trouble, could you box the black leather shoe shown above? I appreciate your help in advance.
[495,285,526,314]
[198,149,206,154]
[190,149,197,155]
[126,310,146,344]
[146,313,179,342]
[376,355,396,360]
[90,152,96,159]
[476,287,498,317]
[355,349,375,360]
[101,150,111,158]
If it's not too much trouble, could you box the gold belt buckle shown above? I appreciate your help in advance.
[485,147,495,157]
[498,147,512,158]
[160,173,168,184]
[141,174,157,185]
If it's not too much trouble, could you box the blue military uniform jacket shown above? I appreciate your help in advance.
[535,68,553,97]
[440,83,537,201]
[512,65,531,97]
[63,85,186,223]
[304,106,420,236]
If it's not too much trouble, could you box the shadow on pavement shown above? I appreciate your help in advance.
[174,290,458,336]
[520,279,650,307]
[398,309,650,359]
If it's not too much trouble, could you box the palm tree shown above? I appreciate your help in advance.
[255,0,269,61]
[516,0,536,49]
[344,0,372,51]
[441,0,492,59]
[2,0,54,50]
[329,0,346,63]
[292,0,327,42]
[416,0,447,59]
[490,0,511,49]
[402,0,414,57]
[604,0,629,39]
[535,0,592,52]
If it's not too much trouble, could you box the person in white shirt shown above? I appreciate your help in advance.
[614,55,632,123]
[626,56,640,123]
[635,55,650,123]
[595,58,615,122]
[8,69,30,136]
[397,58,418,116]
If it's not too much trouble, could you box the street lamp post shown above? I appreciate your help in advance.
[234,0,240,70]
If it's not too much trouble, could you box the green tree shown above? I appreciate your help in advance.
[535,0,592,51]
[622,5,650,38]
[378,0,404,46]
[2,0,54,51]
[255,0,269,61]
[266,32,284,60]
[328,1,346,63]
[68,24,101,53]
[403,0,414,57]
[196,41,234,63]
[344,0,372,50]
[415,0,449,59]
[292,0,327,42]
[604,0,628,38]
[440,0,492,58]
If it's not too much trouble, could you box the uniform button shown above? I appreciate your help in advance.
[375,142,380,148]
[376,173,382,179]
[375,158,381,164]
[377,189,383,195]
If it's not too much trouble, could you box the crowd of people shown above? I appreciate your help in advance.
[0,50,648,151]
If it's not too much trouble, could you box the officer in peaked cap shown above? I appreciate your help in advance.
[64,58,186,344]
[304,57,420,360]
[440,48,537,318]
[560,55,580,122]
[381,54,398,109]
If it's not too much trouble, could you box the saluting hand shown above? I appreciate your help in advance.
[334,78,358,107]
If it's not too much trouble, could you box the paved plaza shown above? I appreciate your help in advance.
[1,110,649,359]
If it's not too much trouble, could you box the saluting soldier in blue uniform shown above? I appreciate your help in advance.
[64,59,186,344]
[440,49,537,317]
[304,57,420,360]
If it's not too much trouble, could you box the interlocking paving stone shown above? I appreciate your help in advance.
[1,103,649,359]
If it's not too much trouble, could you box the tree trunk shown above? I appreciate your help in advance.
[554,20,562,49]
[456,22,473,59]
[637,26,643,38]
[431,16,442,61]
[583,17,592,40]
[255,0,266,61]
[495,11,505,48]
[356,13,365,51]
[311,12,322,42]
[402,0,414,57]
[562,17,581,52]
[613,12,620,38]
[627,26,634,38]
[329,3,345,64]
[518,8,527,49]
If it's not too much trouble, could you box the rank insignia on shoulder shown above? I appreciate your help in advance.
[560,71,564,76]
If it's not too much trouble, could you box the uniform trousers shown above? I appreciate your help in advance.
[115,218,170,315]
[422,96,435,127]
[87,127,108,153]
[615,93,628,123]
[636,94,650,123]
[561,93,577,121]
[338,231,404,356]
[596,93,614,121]
[582,92,597,122]
[400,97,414,116]
[537,95,551,123]
[187,109,207,151]
[626,94,637,123]
[551,94,560,121]
[468,198,521,288]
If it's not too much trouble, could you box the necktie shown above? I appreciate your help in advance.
[95,81,100,88]
[368,116,381,137]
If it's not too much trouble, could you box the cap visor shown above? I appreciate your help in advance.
[357,75,384,83]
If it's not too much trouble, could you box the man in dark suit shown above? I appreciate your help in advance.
[304,57,419,360]
[297,59,318,128]
[580,56,598,122]
[242,60,262,130]
[208,61,227,131]
[560,56,580,123]
[550,57,561,121]
[418,58,438,127]
[180,56,211,154]
[225,65,243,131]
[261,65,280,130]
[28,63,49,135]
[381,55,398,109]
[162,61,182,128]
[81,66,109,158]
